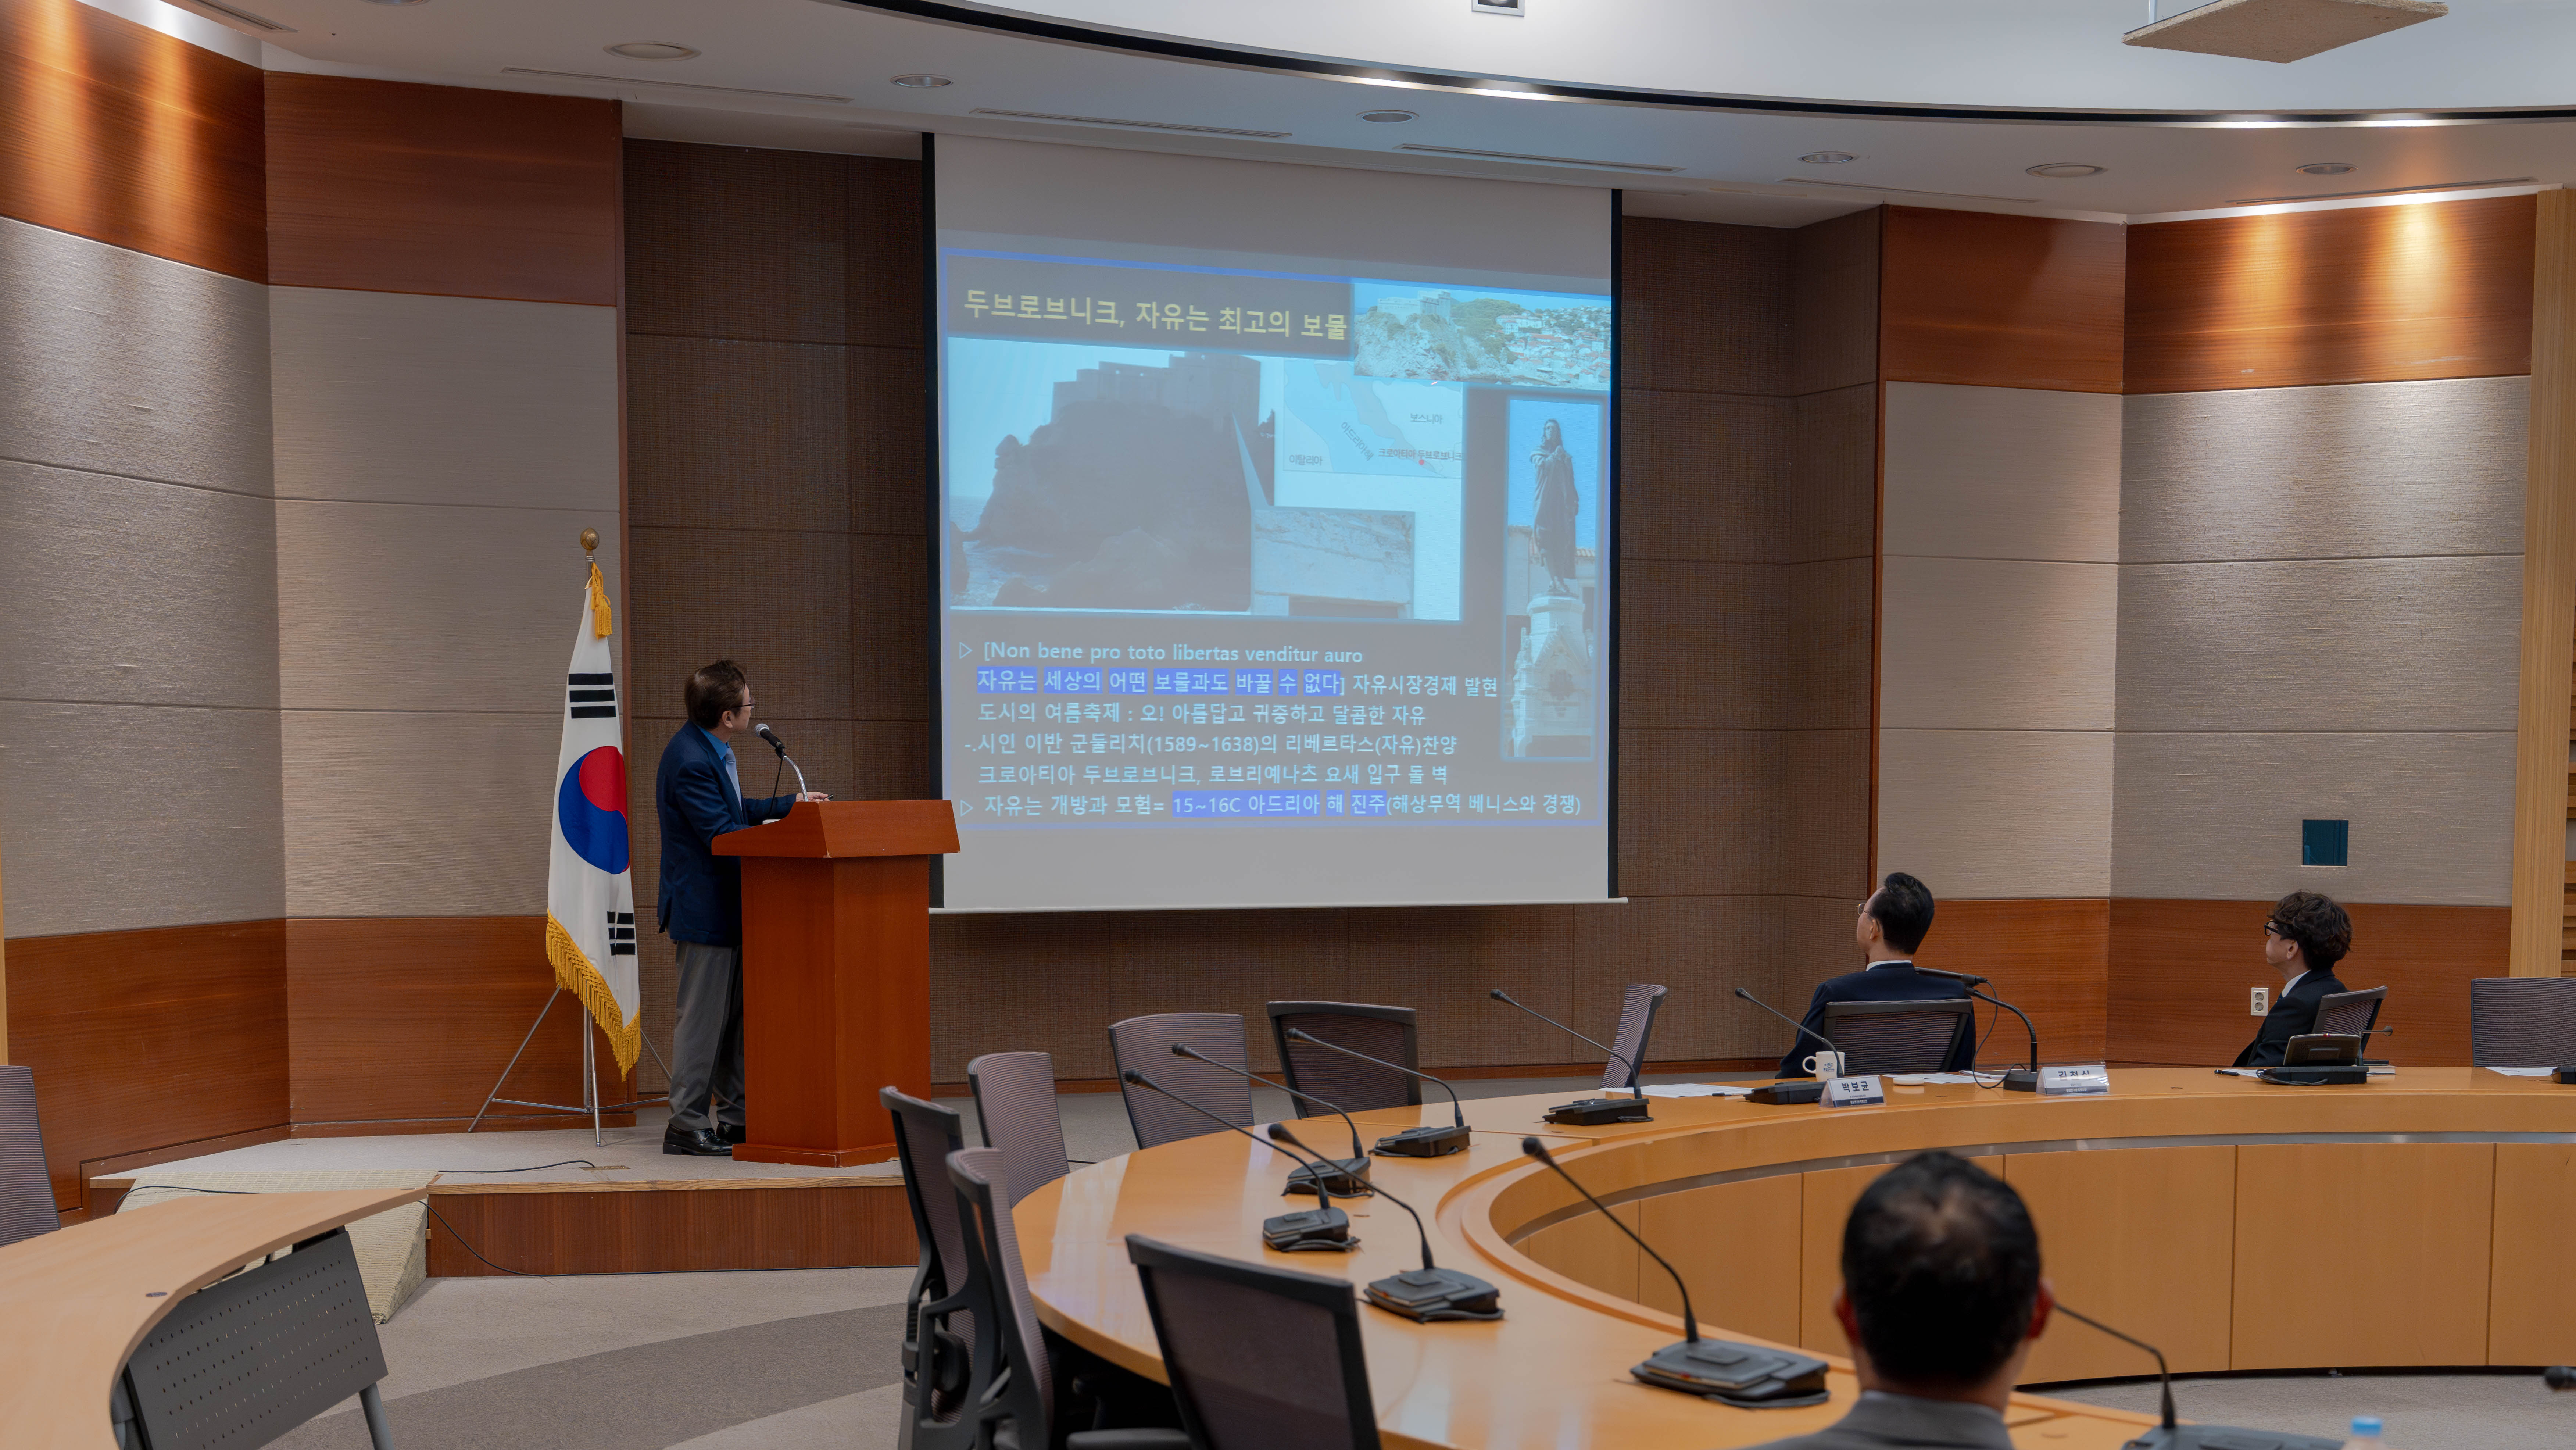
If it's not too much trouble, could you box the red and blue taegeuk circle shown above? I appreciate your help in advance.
[557,746,629,874]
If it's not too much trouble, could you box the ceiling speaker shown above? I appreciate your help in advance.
[2123,0,2446,63]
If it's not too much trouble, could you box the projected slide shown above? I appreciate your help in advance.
[934,157,1613,910]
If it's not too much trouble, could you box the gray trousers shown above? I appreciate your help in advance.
[669,940,747,1134]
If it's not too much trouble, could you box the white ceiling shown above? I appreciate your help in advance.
[127,0,2576,225]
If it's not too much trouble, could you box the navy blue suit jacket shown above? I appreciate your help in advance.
[655,723,796,947]
[1775,962,1976,1078]
[2232,969,2348,1068]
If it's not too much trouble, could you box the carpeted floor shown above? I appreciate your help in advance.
[2042,1370,2575,1449]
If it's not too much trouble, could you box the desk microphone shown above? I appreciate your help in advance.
[1518,1136,1826,1408]
[1913,967,2041,1092]
[1732,988,1836,1104]
[1170,1043,1370,1196]
[1117,1071,1352,1253]
[1270,1122,1499,1322]
[1282,1028,1470,1157]
[752,723,809,796]
[1486,989,1652,1125]
[2054,1302,2340,1449]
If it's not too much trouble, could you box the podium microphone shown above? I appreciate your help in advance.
[1732,988,1836,1105]
[2054,1303,2340,1449]
[1519,1136,1826,1408]
[1486,989,1652,1125]
[1270,1122,1499,1322]
[1118,1071,1352,1253]
[752,724,809,796]
[1914,967,2042,1092]
[1282,1028,1469,1157]
[1170,1043,1369,1196]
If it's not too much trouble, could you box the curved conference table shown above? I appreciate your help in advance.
[1017,1069,2576,1449]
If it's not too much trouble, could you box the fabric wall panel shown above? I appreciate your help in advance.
[1617,729,1780,898]
[2121,377,2528,564]
[1346,905,1572,1070]
[626,525,853,722]
[2116,556,2520,732]
[1879,557,2118,731]
[628,335,851,533]
[1617,217,1789,396]
[281,710,556,917]
[928,910,1116,1081]
[0,215,271,494]
[2111,731,2513,905]
[1617,390,1788,564]
[1788,383,1877,563]
[1571,894,1779,1061]
[1779,728,1872,899]
[1108,908,1354,1074]
[1877,729,2114,899]
[270,288,619,508]
[1784,557,1873,730]
[850,531,932,724]
[0,461,277,708]
[1881,383,2121,562]
[1618,560,1782,730]
[0,701,283,936]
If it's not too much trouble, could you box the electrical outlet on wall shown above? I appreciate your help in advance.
[2251,986,2271,1016]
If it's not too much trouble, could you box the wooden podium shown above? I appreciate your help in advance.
[711,799,959,1166]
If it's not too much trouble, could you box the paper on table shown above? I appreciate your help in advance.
[1889,1072,1979,1086]
[2487,1066,2560,1077]
[1641,1082,1754,1098]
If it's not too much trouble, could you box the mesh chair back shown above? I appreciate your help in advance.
[2471,976,2576,1066]
[948,1147,1052,1444]
[1269,1002,1420,1115]
[2315,986,2386,1042]
[1127,1234,1381,1450]
[1820,999,1975,1076]
[1601,983,1668,1091]
[884,1089,976,1435]
[1110,1013,1253,1149]
[0,1065,59,1249]
[118,1228,389,1450]
[967,1051,1070,1209]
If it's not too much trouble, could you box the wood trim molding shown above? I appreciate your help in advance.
[2513,190,2576,977]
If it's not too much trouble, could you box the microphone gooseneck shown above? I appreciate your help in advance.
[1520,1136,1699,1343]
[1910,965,1990,987]
[1121,1070,1350,1251]
[1269,1122,1434,1272]
[1733,987,1839,1059]
[2052,1303,2175,1432]
[1488,988,1643,1095]
[1172,1042,1367,1161]
[1286,1027,1468,1129]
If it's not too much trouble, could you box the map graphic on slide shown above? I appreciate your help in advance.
[1278,362,1465,480]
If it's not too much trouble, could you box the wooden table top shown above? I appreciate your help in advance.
[0,1187,428,1450]
[1018,1068,2576,1450]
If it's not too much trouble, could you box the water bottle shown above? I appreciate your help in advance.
[2342,1414,2385,1448]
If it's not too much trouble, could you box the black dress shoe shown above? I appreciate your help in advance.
[663,1125,733,1157]
[717,1122,747,1146]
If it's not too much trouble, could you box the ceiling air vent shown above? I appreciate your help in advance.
[1396,144,1680,174]
[969,110,1291,139]
[498,68,851,103]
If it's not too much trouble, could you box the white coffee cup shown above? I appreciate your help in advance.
[1803,1050,1845,1079]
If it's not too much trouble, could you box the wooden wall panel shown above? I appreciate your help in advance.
[266,75,618,304]
[5,921,287,1212]
[2106,899,2505,1066]
[0,0,264,280]
[426,1179,912,1275]
[1912,899,2110,1065]
[1879,207,2123,393]
[286,917,624,1130]
[2126,193,2534,394]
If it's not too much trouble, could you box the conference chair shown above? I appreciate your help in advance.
[1267,1001,1420,1117]
[0,1065,59,1250]
[946,1149,1191,1450]
[1125,1233,1382,1450]
[1108,1014,1252,1150]
[1602,982,1669,1092]
[2471,977,2576,1065]
[968,1050,1072,1209]
[2315,985,2387,1043]
[1820,999,1976,1076]
[887,1089,977,1450]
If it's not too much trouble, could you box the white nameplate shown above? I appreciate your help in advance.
[2037,1064,2111,1096]
[1822,1074,1886,1108]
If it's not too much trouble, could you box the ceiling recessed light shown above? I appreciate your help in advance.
[892,74,953,89]
[604,42,699,61]
[2298,161,2358,175]
[1359,110,1417,124]
[1800,151,1857,165]
[2026,163,2107,178]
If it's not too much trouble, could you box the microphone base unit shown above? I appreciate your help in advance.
[1746,1081,1825,1106]
[2001,1068,2040,1092]
[2256,1065,2369,1086]
[1542,1096,1653,1125]
[1362,1267,1504,1322]
[1630,1338,1829,1410]
[2555,1068,2576,1085]
[1285,1156,1372,1197]
[2116,1427,2343,1450]
[1373,1124,1470,1157]
[1260,1206,1357,1253]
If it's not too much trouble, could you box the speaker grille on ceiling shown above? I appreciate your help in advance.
[969,109,1292,139]
[498,68,852,103]
[2225,176,2535,205]
[2123,0,2447,64]
[1395,144,1681,174]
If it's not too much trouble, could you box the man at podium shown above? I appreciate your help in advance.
[655,660,829,1157]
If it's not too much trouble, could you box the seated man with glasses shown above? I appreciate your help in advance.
[1774,872,1974,1078]
[2232,890,2353,1069]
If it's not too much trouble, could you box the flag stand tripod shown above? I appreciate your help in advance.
[468,986,670,1146]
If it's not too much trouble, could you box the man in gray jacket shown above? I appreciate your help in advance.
[1747,1153,2054,1450]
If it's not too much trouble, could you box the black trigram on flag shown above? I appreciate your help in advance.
[605,910,636,956]
[569,671,617,720]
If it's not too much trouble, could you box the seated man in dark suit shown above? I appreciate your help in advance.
[1776,872,1972,1078]
[1746,1152,2052,1450]
[2232,890,2353,1068]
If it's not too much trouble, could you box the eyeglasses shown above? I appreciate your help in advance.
[2263,922,2288,940]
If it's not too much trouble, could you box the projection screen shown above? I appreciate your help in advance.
[933,136,1615,911]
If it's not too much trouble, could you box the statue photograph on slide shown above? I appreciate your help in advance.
[1502,399,1601,760]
